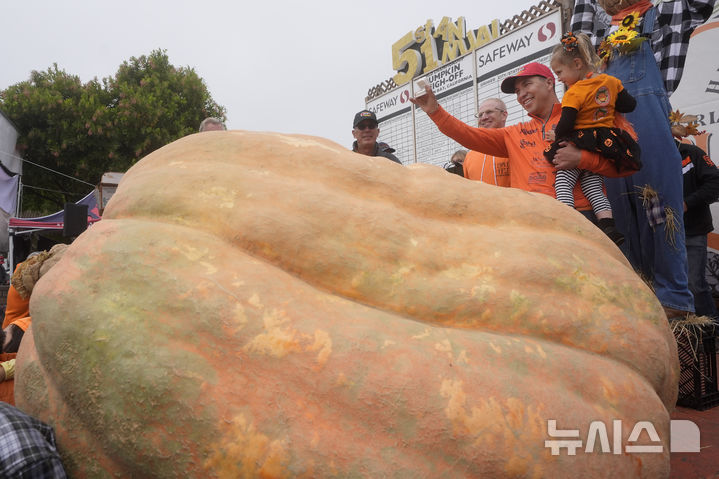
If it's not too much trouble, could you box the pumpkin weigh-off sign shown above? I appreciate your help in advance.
[16,131,678,478]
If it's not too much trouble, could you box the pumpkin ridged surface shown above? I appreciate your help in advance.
[16,131,678,478]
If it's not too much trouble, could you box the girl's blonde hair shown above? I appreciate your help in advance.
[551,32,600,70]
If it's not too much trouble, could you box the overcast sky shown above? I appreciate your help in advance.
[1,0,541,149]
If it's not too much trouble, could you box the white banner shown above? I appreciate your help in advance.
[670,18,719,161]
[366,84,412,122]
[412,54,474,98]
[475,9,561,79]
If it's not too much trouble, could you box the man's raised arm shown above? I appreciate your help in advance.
[410,84,508,158]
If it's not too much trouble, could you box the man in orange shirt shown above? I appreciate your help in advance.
[464,98,510,186]
[2,281,29,330]
[411,62,637,213]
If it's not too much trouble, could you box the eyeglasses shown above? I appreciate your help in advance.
[355,122,378,130]
[474,108,505,119]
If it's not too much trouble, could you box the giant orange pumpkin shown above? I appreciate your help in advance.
[16,131,678,478]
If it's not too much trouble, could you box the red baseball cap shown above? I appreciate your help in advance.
[500,62,555,94]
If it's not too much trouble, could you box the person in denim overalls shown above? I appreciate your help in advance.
[601,7,694,315]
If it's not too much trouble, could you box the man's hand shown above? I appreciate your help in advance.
[409,84,439,115]
[552,141,582,170]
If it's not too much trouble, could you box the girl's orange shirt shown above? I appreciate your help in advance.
[561,74,624,129]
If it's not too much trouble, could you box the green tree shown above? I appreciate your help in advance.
[0,49,226,214]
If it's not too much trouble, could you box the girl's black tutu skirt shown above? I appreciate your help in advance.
[544,127,641,172]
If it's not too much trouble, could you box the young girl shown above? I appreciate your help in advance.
[545,32,641,246]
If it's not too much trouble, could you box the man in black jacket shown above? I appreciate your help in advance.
[351,110,402,164]
[679,140,719,319]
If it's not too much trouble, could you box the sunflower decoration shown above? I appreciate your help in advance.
[607,27,638,46]
[597,10,648,63]
[620,11,641,30]
[596,39,614,66]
